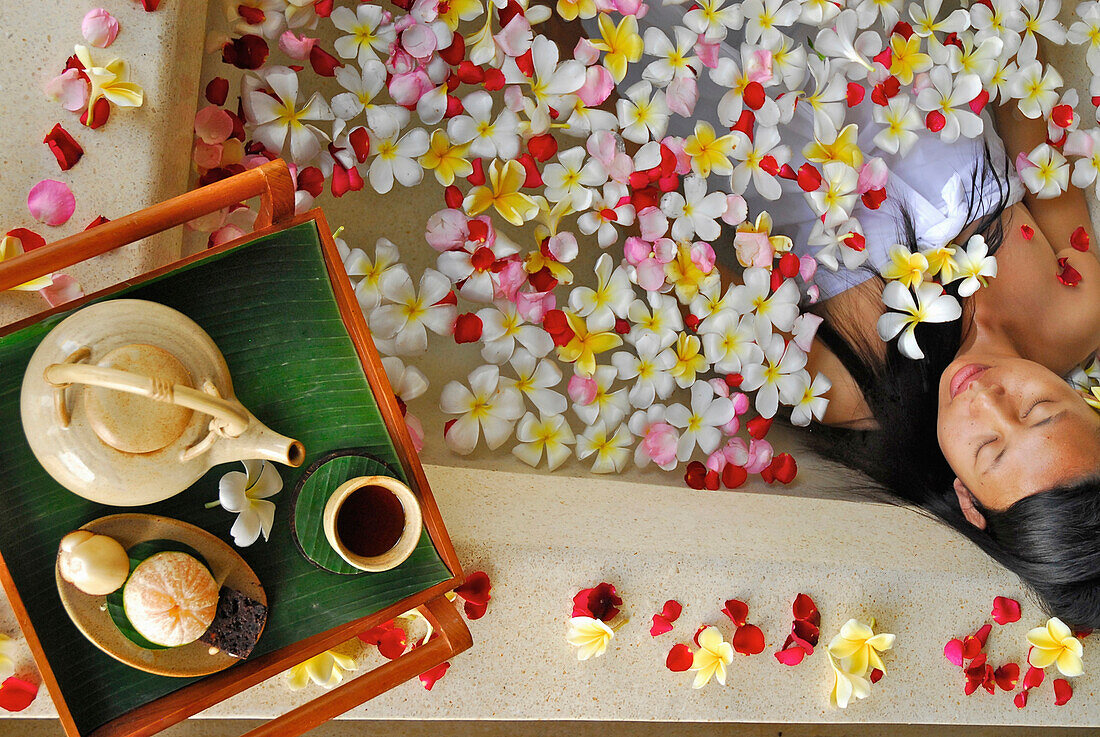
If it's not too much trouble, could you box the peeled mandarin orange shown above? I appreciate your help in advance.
[122,551,219,647]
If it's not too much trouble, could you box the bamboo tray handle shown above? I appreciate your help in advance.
[0,160,295,293]
[43,361,250,436]
[241,595,473,737]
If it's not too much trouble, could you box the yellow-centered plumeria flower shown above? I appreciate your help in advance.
[689,626,734,688]
[1027,617,1085,677]
[419,130,472,187]
[922,244,958,282]
[286,647,358,690]
[437,0,483,30]
[666,243,718,302]
[667,332,707,388]
[557,0,597,21]
[827,618,897,677]
[684,121,738,178]
[888,34,932,86]
[566,616,616,659]
[463,159,539,226]
[880,244,929,288]
[0,234,52,291]
[0,633,16,680]
[557,312,622,377]
[74,45,144,110]
[828,650,872,708]
[735,212,793,268]
[803,123,863,169]
[591,13,644,83]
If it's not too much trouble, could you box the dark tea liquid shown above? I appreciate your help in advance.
[336,484,405,558]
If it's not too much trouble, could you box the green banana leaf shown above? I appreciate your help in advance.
[0,221,453,735]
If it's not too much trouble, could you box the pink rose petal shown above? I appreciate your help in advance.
[45,69,90,112]
[28,179,76,226]
[82,9,119,48]
[195,105,234,145]
[40,273,84,307]
[278,30,317,60]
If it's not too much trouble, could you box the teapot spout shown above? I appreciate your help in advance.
[212,411,305,468]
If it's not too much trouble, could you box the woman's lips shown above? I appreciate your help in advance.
[950,363,989,399]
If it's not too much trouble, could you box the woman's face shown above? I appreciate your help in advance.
[937,355,1100,512]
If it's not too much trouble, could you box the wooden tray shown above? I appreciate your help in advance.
[0,161,471,737]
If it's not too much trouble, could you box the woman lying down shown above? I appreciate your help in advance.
[542,3,1100,627]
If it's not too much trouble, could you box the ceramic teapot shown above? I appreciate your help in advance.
[20,299,305,506]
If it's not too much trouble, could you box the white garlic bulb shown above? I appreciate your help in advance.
[57,530,130,596]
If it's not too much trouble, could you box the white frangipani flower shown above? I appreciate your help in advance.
[876,281,963,360]
[617,81,670,144]
[628,293,683,348]
[1020,142,1070,198]
[331,60,389,124]
[368,124,430,195]
[684,0,744,41]
[1008,60,1064,119]
[216,460,283,547]
[731,126,791,200]
[478,303,554,364]
[807,162,860,228]
[970,0,1025,49]
[381,356,429,404]
[740,332,810,418]
[572,364,631,428]
[915,68,983,143]
[331,3,395,66]
[611,333,676,409]
[660,175,729,242]
[343,236,408,312]
[503,348,566,416]
[666,380,736,461]
[730,267,800,333]
[642,26,700,85]
[1069,1,1100,74]
[577,182,635,248]
[700,309,764,374]
[1067,128,1100,199]
[909,0,970,37]
[872,94,922,156]
[950,234,998,297]
[790,372,832,426]
[246,66,334,164]
[286,649,359,690]
[568,253,634,324]
[566,616,615,659]
[370,268,456,355]
[575,420,633,473]
[543,146,608,210]
[1017,0,1067,65]
[513,411,575,471]
[446,90,521,160]
[440,365,525,454]
[741,0,801,46]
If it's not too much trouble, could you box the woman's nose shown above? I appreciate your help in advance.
[971,382,1018,425]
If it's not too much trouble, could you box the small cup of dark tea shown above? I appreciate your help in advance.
[322,475,423,572]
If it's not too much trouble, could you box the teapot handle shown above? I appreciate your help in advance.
[43,362,251,437]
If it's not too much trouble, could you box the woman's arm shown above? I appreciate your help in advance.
[990,50,1099,261]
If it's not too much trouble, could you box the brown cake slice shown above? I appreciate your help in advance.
[199,586,267,659]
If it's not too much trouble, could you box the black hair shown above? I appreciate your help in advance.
[801,139,1100,629]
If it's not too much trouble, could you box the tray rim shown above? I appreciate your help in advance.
[0,208,465,737]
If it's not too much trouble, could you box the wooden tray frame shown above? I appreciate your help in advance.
[0,161,472,737]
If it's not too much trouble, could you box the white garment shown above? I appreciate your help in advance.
[599,9,1026,300]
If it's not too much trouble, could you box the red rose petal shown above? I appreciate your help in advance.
[722,599,749,627]
[439,34,465,65]
[6,228,45,252]
[43,124,83,171]
[296,166,324,197]
[991,596,1021,625]
[1014,690,1028,708]
[309,44,343,77]
[733,623,765,655]
[528,133,558,162]
[746,416,772,439]
[792,618,819,647]
[572,583,621,622]
[0,678,37,712]
[796,163,822,192]
[658,599,682,622]
[349,127,371,163]
[455,570,492,606]
[1070,226,1090,252]
[731,109,755,140]
[777,163,797,180]
[861,188,887,209]
[84,215,109,230]
[743,81,766,110]
[684,460,707,490]
[721,463,748,489]
[222,35,269,70]
[453,313,483,343]
[692,625,706,647]
[517,153,543,188]
[206,77,229,105]
[1052,104,1074,129]
[766,453,797,484]
[925,110,946,133]
[792,593,819,625]
[1054,678,1073,706]
[467,158,485,186]
[1058,256,1083,286]
[1020,224,1034,240]
[961,635,982,660]
[869,668,883,684]
[846,82,865,107]
[1023,665,1045,689]
[1075,628,1093,638]
[483,68,506,91]
[463,600,489,620]
[973,623,992,647]
[704,470,720,490]
[444,185,463,209]
[651,616,674,636]
[994,663,1020,691]
[774,646,806,665]
[378,627,408,659]
[666,643,693,672]
[80,97,111,129]
[968,90,990,116]
[944,638,965,667]
[419,661,449,690]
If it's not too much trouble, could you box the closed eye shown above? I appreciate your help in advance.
[1022,398,1051,420]
[974,436,996,461]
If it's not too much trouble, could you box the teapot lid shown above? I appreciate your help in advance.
[83,343,195,454]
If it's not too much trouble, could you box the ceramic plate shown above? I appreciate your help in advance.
[55,513,267,678]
